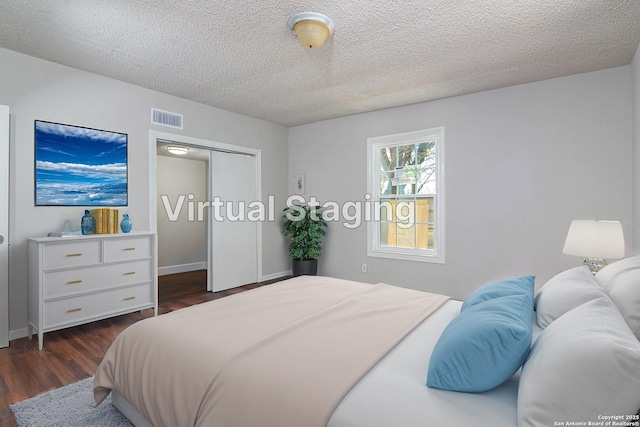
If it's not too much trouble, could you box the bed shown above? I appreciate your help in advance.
[94,260,640,427]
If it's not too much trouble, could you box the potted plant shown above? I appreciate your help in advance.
[282,204,327,276]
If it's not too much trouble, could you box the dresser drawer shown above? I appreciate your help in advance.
[44,283,153,328]
[43,240,101,270]
[43,259,153,298]
[29,232,157,349]
[104,236,152,262]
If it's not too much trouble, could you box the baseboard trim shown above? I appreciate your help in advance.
[158,262,207,276]
[260,270,292,282]
[10,327,29,341]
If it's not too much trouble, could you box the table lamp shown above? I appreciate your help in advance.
[562,219,624,273]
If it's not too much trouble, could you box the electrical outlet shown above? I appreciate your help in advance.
[361,263,368,273]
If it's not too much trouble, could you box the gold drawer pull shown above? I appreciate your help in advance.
[123,272,136,276]
[123,247,136,251]
[66,280,82,285]
[66,253,82,257]
[123,296,136,301]
[67,308,82,313]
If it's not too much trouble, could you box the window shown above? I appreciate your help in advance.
[367,127,444,263]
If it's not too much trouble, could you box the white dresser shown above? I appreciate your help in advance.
[28,232,157,350]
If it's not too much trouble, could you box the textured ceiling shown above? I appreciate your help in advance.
[1,1,639,127]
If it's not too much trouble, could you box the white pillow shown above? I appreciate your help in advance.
[595,255,640,288]
[518,297,640,427]
[596,256,640,339]
[534,265,607,328]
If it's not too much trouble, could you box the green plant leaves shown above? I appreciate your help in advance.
[282,205,327,261]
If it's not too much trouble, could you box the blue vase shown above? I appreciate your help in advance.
[120,214,132,233]
[81,210,94,235]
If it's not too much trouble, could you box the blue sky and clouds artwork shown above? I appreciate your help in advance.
[35,121,128,206]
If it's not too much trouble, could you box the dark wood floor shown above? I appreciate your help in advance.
[0,270,287,427]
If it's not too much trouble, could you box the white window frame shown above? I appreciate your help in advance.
[366,127,445,263]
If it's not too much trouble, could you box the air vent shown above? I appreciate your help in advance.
[151,108,183,129]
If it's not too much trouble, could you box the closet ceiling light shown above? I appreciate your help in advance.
[167,146,189,155]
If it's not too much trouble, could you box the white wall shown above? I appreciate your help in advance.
[156,155,207,273]
[3,42,636,336]
[289,66,632,299]
[632,42,640,252]
[1,47,290,338]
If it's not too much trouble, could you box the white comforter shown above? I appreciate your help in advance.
[94,276,449,427]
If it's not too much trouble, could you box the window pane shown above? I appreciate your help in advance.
[395,199,415,226]
[416,165,436,194]
[417,223,432,250]
[417,142,435,166]
[379,173,391,195]
[379,147,392,170]
[396,144,416,168]
[392,144,417,194]
[428,198,435,224]
[416,198,429,223]
[396,224,416,249]
[380,222,395,247]
[394,166,419,195]
[379,147,402,172]
[379,199,394,221]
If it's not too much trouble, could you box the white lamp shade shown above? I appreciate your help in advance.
[562,220,625,259]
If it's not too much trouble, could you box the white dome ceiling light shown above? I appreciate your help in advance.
[287,12,334,49]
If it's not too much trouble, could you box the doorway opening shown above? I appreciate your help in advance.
[149,130,262,301]
[156,141,210,302]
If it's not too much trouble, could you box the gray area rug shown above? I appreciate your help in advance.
[10,377,133,427]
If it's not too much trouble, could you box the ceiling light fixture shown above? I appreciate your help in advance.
[167,146,189,155]
[287,12,334,49]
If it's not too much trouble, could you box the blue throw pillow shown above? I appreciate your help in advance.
[462,275,535,311]
[427,275,534,392]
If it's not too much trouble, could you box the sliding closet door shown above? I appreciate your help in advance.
[209,151,258,291]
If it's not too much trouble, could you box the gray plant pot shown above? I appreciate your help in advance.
[292,259,318,277]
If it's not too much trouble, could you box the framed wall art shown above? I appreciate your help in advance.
[34,120,128,206]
